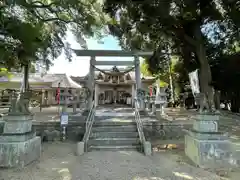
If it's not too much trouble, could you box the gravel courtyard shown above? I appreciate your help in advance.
[0,142,230,180]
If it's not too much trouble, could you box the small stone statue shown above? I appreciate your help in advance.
[199,92,218,114]
[9,91,32,115]
[199,93,209,114]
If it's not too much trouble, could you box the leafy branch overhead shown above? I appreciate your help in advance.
[104,0,240,109]
[0,0,107,69]
[104,0,239,68]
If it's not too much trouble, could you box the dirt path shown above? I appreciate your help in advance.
[0,142,227,180]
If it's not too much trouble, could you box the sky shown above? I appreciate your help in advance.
[49,31,134,77]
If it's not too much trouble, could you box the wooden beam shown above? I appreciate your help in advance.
[73,49,153,57]
[95,61,134,66]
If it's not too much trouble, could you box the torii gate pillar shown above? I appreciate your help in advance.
[134,55,144,110]
[87,56,95,109]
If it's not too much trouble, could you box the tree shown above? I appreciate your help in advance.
[140,59,168,87]
[104,0,238,110]
[211,52,240,112]
[0,0,106,70]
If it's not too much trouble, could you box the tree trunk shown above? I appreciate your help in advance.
[20,65,29,93]
[194,26,215,110]
[231,91,240,113]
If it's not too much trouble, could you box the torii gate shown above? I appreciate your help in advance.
[73,49,153,109]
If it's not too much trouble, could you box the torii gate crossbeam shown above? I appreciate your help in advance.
[73,49,153,57]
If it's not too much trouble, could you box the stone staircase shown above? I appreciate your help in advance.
[87,120,141,151]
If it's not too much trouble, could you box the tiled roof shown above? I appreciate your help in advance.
[3,73,82,89]
[72,70,155,81]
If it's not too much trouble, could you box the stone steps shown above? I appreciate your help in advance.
[90,132,139,138]
[87,120,141,152]
[91,126,137,132]
[88,138,140,146]
[89,145,141,151]
[93,121,136,126]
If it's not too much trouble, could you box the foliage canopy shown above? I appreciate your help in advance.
[0,0,106,69]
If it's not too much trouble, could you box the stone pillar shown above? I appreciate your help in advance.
[155,80,162,119]
[76,90,80,109]
[41,89,45,106]
[73,90,77,113]
[146,96,151,110]
[94,84,98,107]
[151,96,156,114]
[134,55,144,111]
[131,84,135,107]
[134,56,141,90]
[62,88,68,113]
[87,56,95,109]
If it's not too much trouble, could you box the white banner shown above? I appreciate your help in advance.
[188,69,200,96]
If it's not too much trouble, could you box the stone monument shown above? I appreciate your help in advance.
[155,84,167,120]
[0,92,41,167]
[185,92,233,168]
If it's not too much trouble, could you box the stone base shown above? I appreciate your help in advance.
[0,136,41,168]
[186,130,228,140]
[0,131,36,142]
[156,110,164,120]
[185,134,233,168]
[2,115,33,134]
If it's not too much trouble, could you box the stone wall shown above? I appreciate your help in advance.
[33,115,87,142]
[33,115,192,143]
[143,122,192,141]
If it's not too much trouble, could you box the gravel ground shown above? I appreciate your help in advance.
[0,142,226,180]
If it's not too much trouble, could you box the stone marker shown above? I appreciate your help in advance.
[0,92,41,168]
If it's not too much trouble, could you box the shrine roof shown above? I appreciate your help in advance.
[2,73,82,89]
[71,70,155,82]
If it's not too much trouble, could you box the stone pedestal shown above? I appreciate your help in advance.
[185,114,233,168]
[0,114,41,168]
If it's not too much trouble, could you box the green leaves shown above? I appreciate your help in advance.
[0,0,107,69]
[0,68,12,79]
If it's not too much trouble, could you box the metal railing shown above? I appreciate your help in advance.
[134,99,146,152]
[82,100,95,152]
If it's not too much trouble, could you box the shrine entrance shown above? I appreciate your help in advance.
[73,49,153,109]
